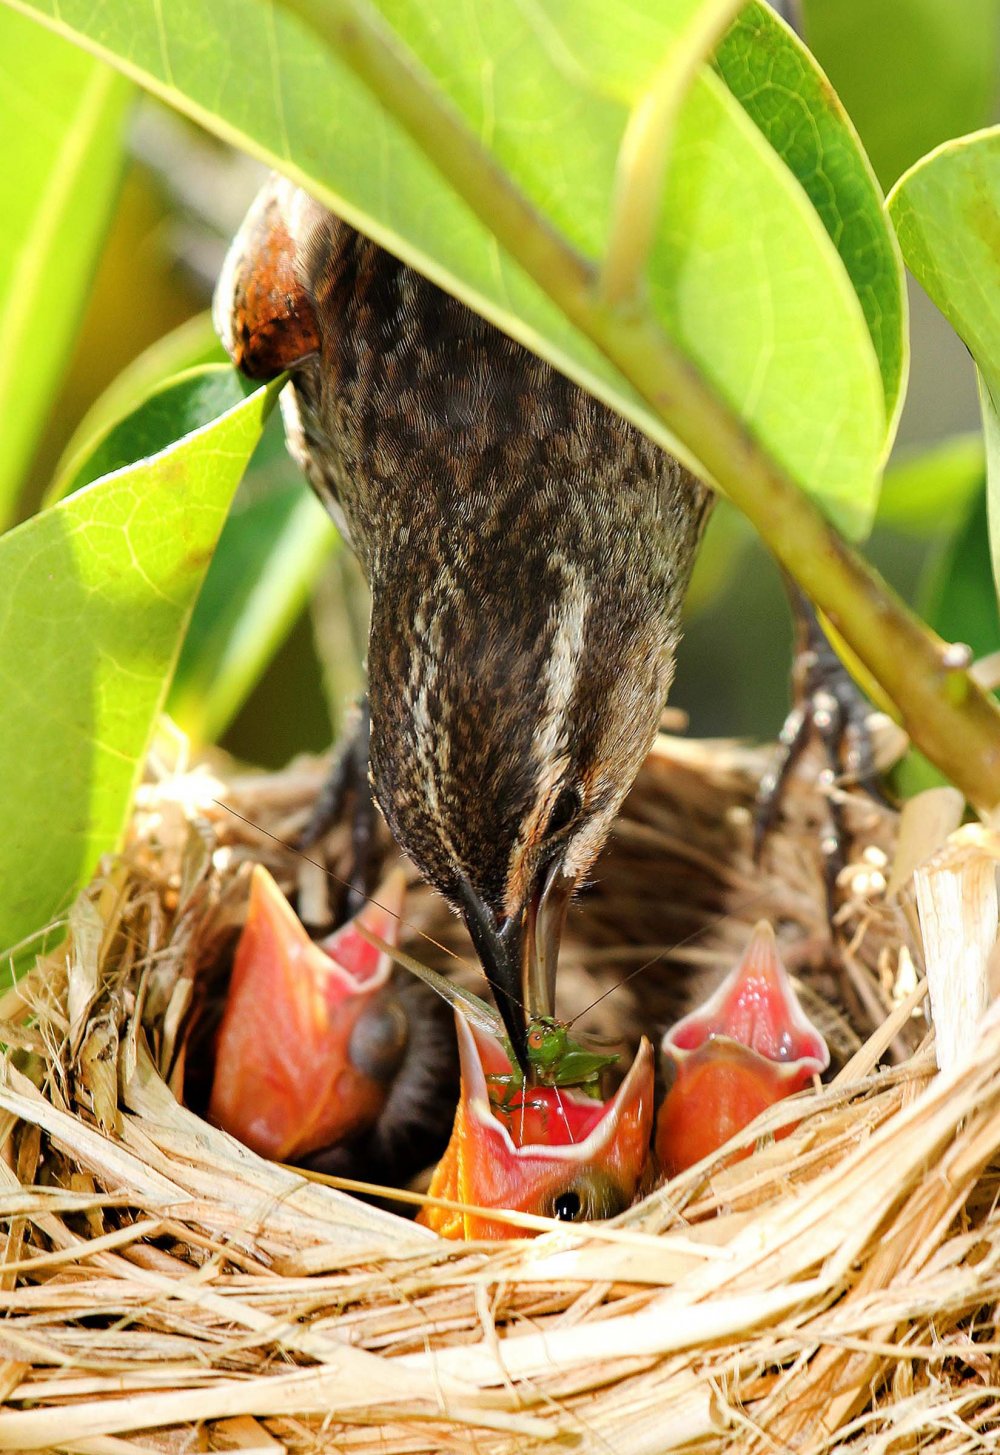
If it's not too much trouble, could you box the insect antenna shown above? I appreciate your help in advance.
[565,880,783,1029]
[212,797,462,965]
[552,1088,577,1145]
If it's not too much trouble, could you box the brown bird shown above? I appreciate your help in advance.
[215,175,710,1068]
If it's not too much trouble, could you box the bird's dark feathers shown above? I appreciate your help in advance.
[220,176,710,928]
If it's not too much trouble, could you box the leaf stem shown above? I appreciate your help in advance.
[601,0,745,306]
[283,0,1000,808]
[597,309,1000,808]
[280,0,595,299]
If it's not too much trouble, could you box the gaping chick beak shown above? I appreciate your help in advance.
[418,1013,653,1240]
[655,921,830,1177]
[209,864,409,1161]
[458,861,575,1076]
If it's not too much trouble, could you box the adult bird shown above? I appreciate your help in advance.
[215,176,711,1070]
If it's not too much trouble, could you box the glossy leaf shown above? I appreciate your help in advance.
[898,453,998,802]
[802,0,1000,190]
[169,465,338,745]
[877,434,986,535]
[921,485,1000,665]
[51,358,339,747]
[0,376,279,967]
[684,498,752,614]
[47,364,334,747]
[0,7,131,525]
[889,129,1000,396]
[4,0,893,535]
[984,377,1000,613]
[51,365,256,499]
[50,311,225,499]
[715,2,907,436]
[889,127,1000,602]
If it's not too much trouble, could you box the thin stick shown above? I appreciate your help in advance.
[282,0,1000,810]
[280,1163,731,1253]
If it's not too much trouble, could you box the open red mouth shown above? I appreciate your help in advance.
[208,865,408,1161]
[656,921,830,1177]
[419,1015,654,1240]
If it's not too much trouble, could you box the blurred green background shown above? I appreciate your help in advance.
[12,0,1000,767]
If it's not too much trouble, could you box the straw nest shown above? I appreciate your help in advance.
[3,716,1000,1455]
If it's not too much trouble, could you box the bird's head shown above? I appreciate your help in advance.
[367,542,676,1072]
[208,865,410,1162]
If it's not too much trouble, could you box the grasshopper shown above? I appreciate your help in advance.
[354,925,618,1104]
[524,1016,617,1095]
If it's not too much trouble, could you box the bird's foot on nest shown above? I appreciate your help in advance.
[294,698,376,922]
[754,587,891,909]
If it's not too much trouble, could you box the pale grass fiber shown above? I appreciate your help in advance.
[1,724,997,1454]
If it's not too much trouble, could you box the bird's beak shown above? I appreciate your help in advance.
[418,1013,654,1240]
[523,857,575,1022]
[458,859,575,1076]
[655,921,830,1177]
[456,880,530,1074]
[209,864,408,1161]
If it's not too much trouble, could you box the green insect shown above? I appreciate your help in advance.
[523,1016,618,1096]
[355,926,617,1096]
[482,1017,618,1118]
[484,1068,545,1120]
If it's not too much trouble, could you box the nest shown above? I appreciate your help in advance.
[2,723,999,1454]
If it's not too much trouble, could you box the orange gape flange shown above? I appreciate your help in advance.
[420,1014,653,1240]
[209,865,407,1161]
[656,921,829,1178]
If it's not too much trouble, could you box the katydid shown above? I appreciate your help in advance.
[354,924,617,1099]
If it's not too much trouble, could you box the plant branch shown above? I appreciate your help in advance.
[280,0,596,300]
[601,0,745,306]
[283,0,1000,809]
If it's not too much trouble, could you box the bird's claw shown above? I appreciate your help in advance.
[294,698,375,921]
[754,590,889,908]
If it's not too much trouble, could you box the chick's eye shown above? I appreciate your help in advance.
[348,997,409,1081]
[546,785,582,839]
[550,1174,629,1225]
[553,1189,582,1221]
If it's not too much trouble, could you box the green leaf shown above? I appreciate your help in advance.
[684,497,751,614]
[50,311,225,498]
[983,374,1000,608]
[0,7,130,527]
[51,364,258,500]
[506,0,908,442]
[801,0,1000,191]
[168,468,338,745]
[877,434,986,535]
[0,375,280,968]
[56,363,338,747]
[888,127,1000,601]
[714,2,907,437]
[920,483,1000,664]
[4,0,889,534]
[898,470,1000,801]
[889,129,1000,395]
